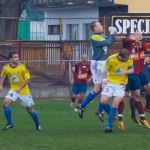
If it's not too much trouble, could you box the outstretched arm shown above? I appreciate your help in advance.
[91,34,115,47]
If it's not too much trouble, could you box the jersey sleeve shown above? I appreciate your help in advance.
[1,66,7,78]
[128,57,134,69]
[91,34,115,47]
[22,65,30,80]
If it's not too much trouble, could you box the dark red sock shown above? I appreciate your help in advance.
[118,101,125,121]
[145,94,150,109]
[135,101,145,120]
[129,98,136,118]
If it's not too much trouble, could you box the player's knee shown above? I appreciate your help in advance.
[2,100,11,107]
[133,94,142,101]
[100,98,108,105]
[26,107,33,114]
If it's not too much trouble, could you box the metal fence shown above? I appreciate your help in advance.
[0,40,122,84]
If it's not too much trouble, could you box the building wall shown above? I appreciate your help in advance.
[115,0,150,13]
[30,7,99,41]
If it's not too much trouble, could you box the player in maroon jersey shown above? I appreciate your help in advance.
[118,32,150,131]
[70,54,92,111]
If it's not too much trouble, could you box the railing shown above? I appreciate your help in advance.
[0,40,122,84]
[0,60,87,85]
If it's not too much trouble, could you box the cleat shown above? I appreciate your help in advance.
[118,121,125,132]
[104,127,112,133]
[140,119,150,129]
[2,124,14,131]
[131,116,141,125]
[78,107,84,119]
[95,111,104,122]
[105,123,113,133]
[36,125,42,131]
[144,108,150,113]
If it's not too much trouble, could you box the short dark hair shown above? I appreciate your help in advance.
[8,51,18,59]
[90,21,99,31]
[118,49,130,59]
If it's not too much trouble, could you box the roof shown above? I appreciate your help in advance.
[32,0,119,9]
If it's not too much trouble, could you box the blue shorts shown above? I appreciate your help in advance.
[127,72,149,91]
[71,83,88,94]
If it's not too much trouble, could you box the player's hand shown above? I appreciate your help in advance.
[108,26,117,34]
[69,79,74,84]
[102,79,107,87]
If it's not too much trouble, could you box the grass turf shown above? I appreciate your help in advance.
[0,99,150,150]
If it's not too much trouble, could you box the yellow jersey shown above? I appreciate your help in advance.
[105,54,133,85]
[1,63,30,95]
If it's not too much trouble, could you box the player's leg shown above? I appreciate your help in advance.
[26,107,41,130]
[132,90,150,128]
[19,94,41,130]
[96,61,111,119]
[96,95,111,123]
[70,83,79,107]
[140,72,150,112]
[105,84,125,133]
[79,60,102,109]
[101,94,111,131]
[100,83,114,132]
[128,74,141,123]
[77,83,88,105]
[2,90,18,130]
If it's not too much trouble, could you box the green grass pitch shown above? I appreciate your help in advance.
[0,99,150,150]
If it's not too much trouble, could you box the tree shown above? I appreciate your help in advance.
[0,0,28,40]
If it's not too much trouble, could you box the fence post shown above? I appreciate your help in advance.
[68,60,72,82]
[60,17,63,41]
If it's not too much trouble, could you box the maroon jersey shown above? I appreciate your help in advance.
[123,38,145,74]
[73,62,91,83]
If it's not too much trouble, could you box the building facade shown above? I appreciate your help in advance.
[115,0,150,13]
[29,0,127,41]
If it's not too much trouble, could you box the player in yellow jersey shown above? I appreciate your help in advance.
[0,51,41,130]
[100,49,134,133]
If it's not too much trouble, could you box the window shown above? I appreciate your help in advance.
[66,24,79,41]
[83,24,92,40]
[107,0,113,2]
[48,25,60,35]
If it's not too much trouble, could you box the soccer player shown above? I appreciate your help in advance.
[118,32,150,131]
[70,54,92,111]
[78,21,117,118]
[100,49,134,133]
[0,51,41,130]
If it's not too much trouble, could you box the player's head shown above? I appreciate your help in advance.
[8,51,19,65]
[127,33,136,40]
[90,21,103,33]
[118,49,130,62]
[81,54,88,64]
[134,32,143,41]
